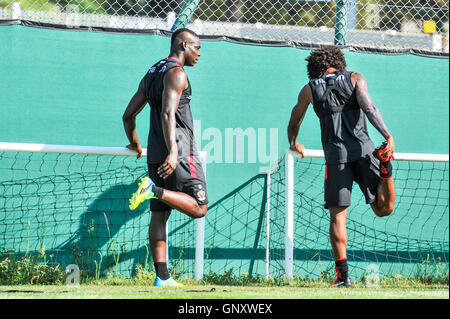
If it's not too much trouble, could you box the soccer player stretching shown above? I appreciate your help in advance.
[287,47,395,287]
[123,28,208,287]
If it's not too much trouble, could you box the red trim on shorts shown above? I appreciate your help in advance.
[188,155,198,178]
[325,165,328,181]
[335,257,347,262]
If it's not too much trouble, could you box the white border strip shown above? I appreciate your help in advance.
[0,142,208,159]
[286,149,449,163]
[0,142,147,156]
[2,142,447,163]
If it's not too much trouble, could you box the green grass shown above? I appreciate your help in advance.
[1,251,448,299]
[0,284,447,299]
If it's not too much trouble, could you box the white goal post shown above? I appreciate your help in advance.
[0,141,207,281]
[284,148,449,281]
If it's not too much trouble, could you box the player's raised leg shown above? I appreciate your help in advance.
[371,141,395,217]
[158,189,207,218]
[129,176,207,219]
[128,160,208,286]
[329,206,352,287]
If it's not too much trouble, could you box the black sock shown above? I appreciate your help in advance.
[154,262,170,280]
[380,160,393,179]
[335,258,348,279]
[151,185,164,199]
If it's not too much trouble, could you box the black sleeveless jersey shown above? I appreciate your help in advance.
[308,70,374,164]
[143,57,197,164]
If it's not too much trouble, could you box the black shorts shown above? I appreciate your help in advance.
[324,154,380,209]
[148,154,208,212]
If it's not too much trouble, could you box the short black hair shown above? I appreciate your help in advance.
[306,47,347,80]
[170,28,199,50]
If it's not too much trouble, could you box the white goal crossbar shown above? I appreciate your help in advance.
[284,148,449,281]
[0,142,207,281]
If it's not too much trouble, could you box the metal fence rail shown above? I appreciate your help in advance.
[1,0,448,52]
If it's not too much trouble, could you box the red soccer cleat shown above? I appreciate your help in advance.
[373,140,394,162]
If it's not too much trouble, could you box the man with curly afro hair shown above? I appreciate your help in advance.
[287,47,396,287]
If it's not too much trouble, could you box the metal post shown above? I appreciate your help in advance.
[265,171,271,280]
[171,0,201,31]
[195,151,207,281]
[166,221,169,262]
[285,149,295,281]
[12,2,22,20]
[347,0,357,30]
[334,0,348,45]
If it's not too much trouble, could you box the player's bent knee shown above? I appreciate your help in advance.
[186,204,208,219]
[375,205,393,217]
[371,199,394,217]
[194,205,208,218]
[386,204,394,216]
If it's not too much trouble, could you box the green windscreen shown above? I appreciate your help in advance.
[0,25,448,279]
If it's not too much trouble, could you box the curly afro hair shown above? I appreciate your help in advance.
[306,47,347,80]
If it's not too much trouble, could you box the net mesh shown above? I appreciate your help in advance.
[0,150,196,278]
[203,174,269,277]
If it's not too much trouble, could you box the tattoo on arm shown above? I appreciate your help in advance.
[355,74,390,139]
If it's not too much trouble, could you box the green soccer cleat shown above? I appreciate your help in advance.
[129,177,157,210]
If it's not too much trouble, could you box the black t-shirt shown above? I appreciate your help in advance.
[143,57,198,164]
[309,70,375,164]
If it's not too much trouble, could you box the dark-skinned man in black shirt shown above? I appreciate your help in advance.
[123,28,207,287]
[287,47,395,287]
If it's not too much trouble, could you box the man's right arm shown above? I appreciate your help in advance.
[287,84,312,158]
[354,72,395,155]
[157,67,187,179]
[122,77,147,158]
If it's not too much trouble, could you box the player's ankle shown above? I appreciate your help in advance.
[152,185,164,199]
[335,258,349,279]
[154,262,170,280]
[380,160,392,179]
